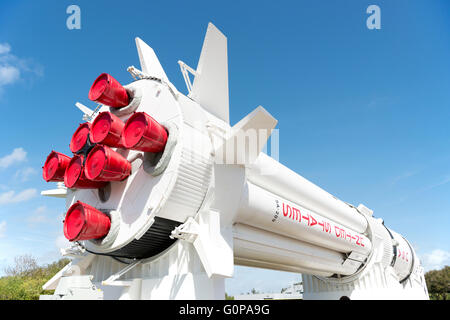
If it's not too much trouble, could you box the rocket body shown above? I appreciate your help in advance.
[40,24,428,300]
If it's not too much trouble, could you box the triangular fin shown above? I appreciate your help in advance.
[135,37,168,81]
[191,23,229,123]
[215,106,278,165]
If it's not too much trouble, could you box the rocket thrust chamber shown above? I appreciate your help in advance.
[122,112,168,153]
[64,201,111,241]
[88,73,130,108]
[90,111,126,148]
[42,151,71,182]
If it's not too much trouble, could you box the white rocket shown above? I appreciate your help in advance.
[40,23,429,300]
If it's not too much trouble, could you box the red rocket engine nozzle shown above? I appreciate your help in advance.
[88,73,130,108]
[42,151,71,182]
[64,201,111,241]
[70,122,94,154]
[90,111,125,148]
[64,154,108,189]
[122,112,168,153]
[85,145,131,181]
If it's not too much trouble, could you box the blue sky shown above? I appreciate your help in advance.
[0,0,449,295]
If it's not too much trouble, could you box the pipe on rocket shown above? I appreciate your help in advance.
[236,182,372,257]
[233,224,362,276]
[246,153,368,234]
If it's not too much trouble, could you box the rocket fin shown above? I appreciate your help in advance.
[135,37,168,81]
[75,102,94,118]
[191,23,229,123]
[41,188,67,198]
[170,211,234,278]
[215,106,278,165]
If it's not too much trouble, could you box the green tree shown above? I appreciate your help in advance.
[4,255,38,277]
[225,292,234,300]
[425,265,449,300]
[0,255,70,300]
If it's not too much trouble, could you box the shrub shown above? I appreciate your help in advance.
[0,255,70,300]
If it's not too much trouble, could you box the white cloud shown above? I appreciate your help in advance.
[0,188,37,205]
[14,166,37,182]
[27,214,48,225]
[0,65,20,86]
[421,249,450,271]
[421,175,450,192]
[55,234,70,250]
[34,205,47,214]
[0,148,27,168]
[0,221,6,238]
[389,170,420,186]
[0,43,43,92]
[27,206,49,225]
[0,43,11,55]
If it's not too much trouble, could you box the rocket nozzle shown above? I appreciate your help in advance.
[122,112,168,153]
[70,122,94,154]
[64,154,107,189]
[88,73,129,108]
[90,111,125,148]
[85,145,131,182]
[64,201,111,241]
[42,151,71,182]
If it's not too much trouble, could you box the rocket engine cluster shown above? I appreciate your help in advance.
[43,73,168,242]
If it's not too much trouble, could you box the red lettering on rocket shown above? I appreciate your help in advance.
[283,203,290,217]
[281,202,364,248]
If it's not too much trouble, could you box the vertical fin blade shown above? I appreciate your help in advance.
[191,23,229,123]
[216,106,278,165]
[75,102,94,117]
[135,37,168,81]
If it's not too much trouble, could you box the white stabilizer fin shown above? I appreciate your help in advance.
[41,189,67,198]
[42,254,95,290]
[194,211,234,278]
[75,102,94,116]
[191,23,229,123]
[215,106,278,165]
[135,37,168,81]
[171,211,234,278]
[41,182,67,198]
